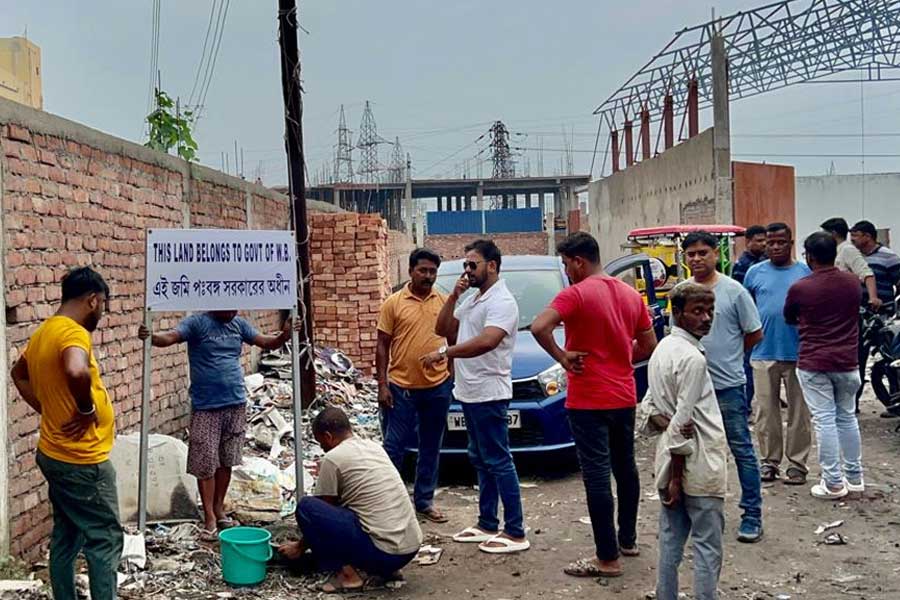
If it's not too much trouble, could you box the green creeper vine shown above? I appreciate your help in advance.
[145,88,198,162]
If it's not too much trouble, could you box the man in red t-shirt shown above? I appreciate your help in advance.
[532,232,658,579]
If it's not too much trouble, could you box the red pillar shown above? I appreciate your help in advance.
[688,78,699,138]
[664,94,674,149]
[611,129,620,173]
[624,120,634,167]
[641,108,651,160]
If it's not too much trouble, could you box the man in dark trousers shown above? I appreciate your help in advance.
[278,407,422,592]
[532,232,657,578]
[11,267,123,600]
[139,311,295,537]
[377,248,452,522]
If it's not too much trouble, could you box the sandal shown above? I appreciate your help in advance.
[619,545,640,557]
[417,507,449,524]
[320,576,365,593]
[478,535,530,554]
[784,468,807,486]
[563,557,622,578]
[453,526,498,543]
[216,517,240,530]
[810,479,848,500]
[760,465,780,482]
[199,528,219,543]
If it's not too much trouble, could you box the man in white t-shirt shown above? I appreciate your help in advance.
[422,239,528,554]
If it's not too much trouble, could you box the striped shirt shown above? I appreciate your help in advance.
[862,245,900,311]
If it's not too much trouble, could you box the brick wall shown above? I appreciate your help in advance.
[424,232,549,261]
[387,229,416,289]
[0,99,355,559]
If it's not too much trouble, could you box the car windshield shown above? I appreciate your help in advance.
[435,269,565,330]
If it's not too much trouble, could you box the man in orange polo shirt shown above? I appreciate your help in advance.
[11,267,122,600]
[377,248,451,523]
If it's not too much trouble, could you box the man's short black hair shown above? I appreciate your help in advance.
[670,282,714,314]
[681,231,719,252]
[804,231,837,265]
[850,220,878,240]
[821,217,849,238]
[464,239,502,270]
[312,406,352,437]
[766,222,793,238]
[745,225,766,238]
[556,232,600,264]
[61,266,109,303]
[409,247,441,270]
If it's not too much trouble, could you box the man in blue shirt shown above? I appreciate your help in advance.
[680,232,765,544]
[744,223,812,485]
[140,311,293,536]
[732,225,767,412]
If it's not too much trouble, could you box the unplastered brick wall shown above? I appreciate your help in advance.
[309,212,390,375]
[0,99,349,559]
[425,232,549,261]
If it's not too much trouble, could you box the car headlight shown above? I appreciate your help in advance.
[537,363,568,396]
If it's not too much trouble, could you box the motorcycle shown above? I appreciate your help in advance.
[860,305,900,419]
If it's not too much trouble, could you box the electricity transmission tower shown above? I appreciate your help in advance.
[333,104,354,183]
[389,137,405,183]
[356,100,388,183]
[489,120,515,178]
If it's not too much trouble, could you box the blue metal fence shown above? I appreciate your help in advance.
[427,208,542,235]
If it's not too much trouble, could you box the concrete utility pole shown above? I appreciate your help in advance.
[711,31,733,225]
[278,0,316,407]
[404,153,413,239]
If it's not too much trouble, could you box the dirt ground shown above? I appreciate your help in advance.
[371,390,900,600]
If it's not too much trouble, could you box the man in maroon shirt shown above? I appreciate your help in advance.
[532,232,658,578]
[784,232,864,500]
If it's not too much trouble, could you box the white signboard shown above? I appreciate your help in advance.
[145,229,297,312]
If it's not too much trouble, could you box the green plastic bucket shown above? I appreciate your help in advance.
[218,526,273,586]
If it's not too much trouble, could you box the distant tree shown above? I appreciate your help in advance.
[145,88,198,162]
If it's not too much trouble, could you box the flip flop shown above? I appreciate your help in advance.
[216,517,240,529]
[478,535,530,554]
[810,479,848,499]
[320,576,365,594]
[199,528,219,543]
[619,545,640,557]
[452,527,498,543]
[784,469,807,486]
[563,557,622,578]
[417,507,449,524]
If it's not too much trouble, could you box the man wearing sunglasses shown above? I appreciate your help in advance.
[422,239,528,554]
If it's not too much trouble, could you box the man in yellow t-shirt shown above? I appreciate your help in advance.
[11,266,122,600]
[376,248,451,523]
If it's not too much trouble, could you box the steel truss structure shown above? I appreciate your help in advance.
[594,0,900,129]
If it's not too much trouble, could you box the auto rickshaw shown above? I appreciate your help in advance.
[622,225,745,309]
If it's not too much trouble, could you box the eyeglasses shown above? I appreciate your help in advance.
[463,260,484,271]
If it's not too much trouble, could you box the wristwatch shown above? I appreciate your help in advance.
[437,345,448,358]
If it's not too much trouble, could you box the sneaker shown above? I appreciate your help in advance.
[810,479,848,499]
[844,477,865,493]
[737,521,763,543]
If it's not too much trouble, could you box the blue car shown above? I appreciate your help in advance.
[405,253,666,455]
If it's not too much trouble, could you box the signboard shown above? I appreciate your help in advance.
[145,229,297,312]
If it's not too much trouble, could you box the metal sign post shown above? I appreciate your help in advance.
[137,308,152,532]
[290,306,304,500]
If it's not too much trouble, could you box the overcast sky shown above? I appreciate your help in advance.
[3,0,900,186]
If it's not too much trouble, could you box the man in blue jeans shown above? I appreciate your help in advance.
[785,232,865,499]
[424,239,528,554]
[377,248,452,523]
[680,232,764,543]
[277,407,422,592]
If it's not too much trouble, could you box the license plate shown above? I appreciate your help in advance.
[447,410,521,431]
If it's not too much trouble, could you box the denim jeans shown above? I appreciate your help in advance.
[743,351,755,414]
[381,378,453,512]
[296,497,417,576]
[36,451,124,600]
[462,400,525,538]
[567,408,640,561]
[714,386,762,527]
[657,495,725,600]
[796,370,864,488]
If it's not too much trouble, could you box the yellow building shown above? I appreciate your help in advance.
[0,37,42,110]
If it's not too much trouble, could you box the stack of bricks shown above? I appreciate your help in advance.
[309,212,390,375]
